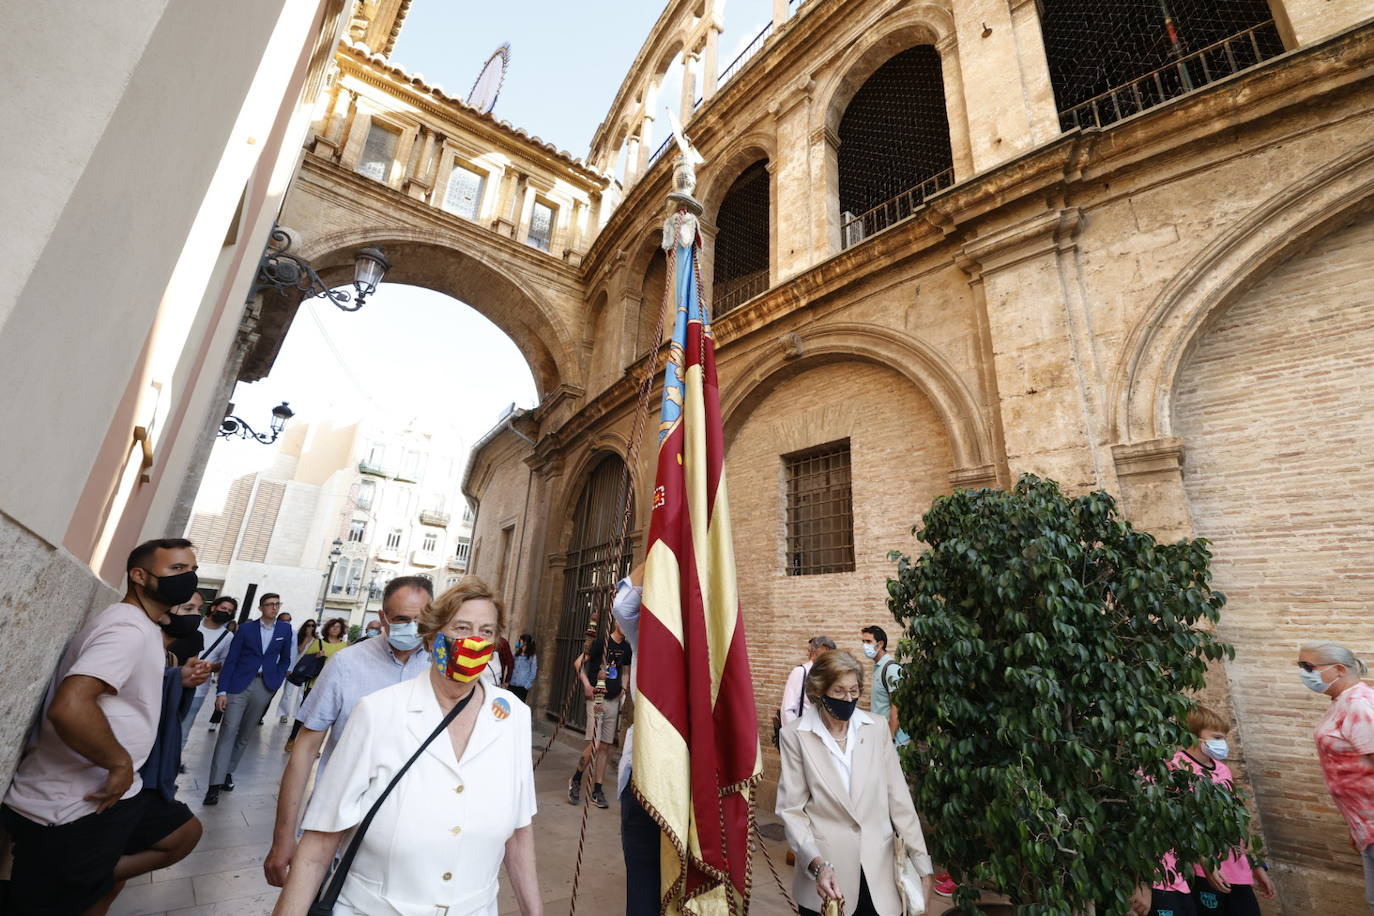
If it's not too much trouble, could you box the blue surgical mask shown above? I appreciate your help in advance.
[1202,738,1229,760]
[1299,667,1332,693]
[862,643,877,659]
[387,621,422,651]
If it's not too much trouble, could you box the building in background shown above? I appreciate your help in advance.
[187,417,473,629]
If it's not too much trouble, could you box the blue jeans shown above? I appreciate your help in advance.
[621,779,660,916]
[179,692,208,749]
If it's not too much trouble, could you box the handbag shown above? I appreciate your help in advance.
[287,639,327,687]
[307,685,478,915]
[892,825,927,916]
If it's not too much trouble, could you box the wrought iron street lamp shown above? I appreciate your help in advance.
[249,225,391,312]
[317,538,345,610]
[219,401,295,444]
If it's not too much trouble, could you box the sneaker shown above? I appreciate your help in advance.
[591,787,609,809]
[568,776,581,806]
[932,873,956,898]
[223,773,235,792]
[279,715,288,724]
[203,786,220,806]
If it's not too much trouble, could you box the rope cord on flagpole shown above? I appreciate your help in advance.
[752,808,801,915]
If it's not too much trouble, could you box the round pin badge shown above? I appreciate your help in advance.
[491,697,511,720]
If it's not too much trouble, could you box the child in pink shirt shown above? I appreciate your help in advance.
[1176,706,1275,916]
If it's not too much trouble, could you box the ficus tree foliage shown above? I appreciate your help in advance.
[887,476,1259,916]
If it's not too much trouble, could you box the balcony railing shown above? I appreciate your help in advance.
[393,468,420,483]
[419,509,451,527]
[448,555,468,571]
[840,168,955,250]
[376,546,402,563]
[648,135,673,167]
[718,21,773,91]
[358,459,388,477]
[1059,21,1284,132]
[714,268,770,314]
[411,548,441,568]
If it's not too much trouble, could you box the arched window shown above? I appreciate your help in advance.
[1041,0,1285,130]
[550,455,633,726]
[838,46,953,248]
[713,160,770,314]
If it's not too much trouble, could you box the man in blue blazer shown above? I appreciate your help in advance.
[203,593,293,805]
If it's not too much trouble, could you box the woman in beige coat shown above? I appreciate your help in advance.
[777,650,934,916]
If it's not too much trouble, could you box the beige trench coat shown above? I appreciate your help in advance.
[776,708,933,916]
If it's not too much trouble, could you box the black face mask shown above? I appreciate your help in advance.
[160,613,202,640]
[821,695,859,722]
[210,610,234,625]
[140,568,199,606]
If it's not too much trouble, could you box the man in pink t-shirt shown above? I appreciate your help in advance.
[1,538,208,915]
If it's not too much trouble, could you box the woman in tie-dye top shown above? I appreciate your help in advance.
[1299,641,1374,914]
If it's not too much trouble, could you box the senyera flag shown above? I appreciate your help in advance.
[634,167,762,916]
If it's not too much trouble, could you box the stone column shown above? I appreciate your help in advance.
[772,0,789,29]
[317,87,354,161]
[624,135,643,184]
[960,208,1113,493]
[936,34,976,182]
[635,112,655,176]
[681,49,701,121]
[492,167,518,236]
[950,0,1059,172]
[768,76,817,278]
[405,128,437,202]
[702,25,722,102]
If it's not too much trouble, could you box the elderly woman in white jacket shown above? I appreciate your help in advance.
[273,577,542,916]
[777,649,934,916]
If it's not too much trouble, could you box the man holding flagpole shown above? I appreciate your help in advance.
[630,128,763,916]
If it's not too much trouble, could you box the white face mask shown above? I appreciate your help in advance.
[1299,666,1333,693]
[1202,738,1229,760]
[862,643,877,659]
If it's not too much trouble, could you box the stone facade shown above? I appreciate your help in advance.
[248,0,1374,910]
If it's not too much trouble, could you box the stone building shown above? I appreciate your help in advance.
[454,0,1371,909]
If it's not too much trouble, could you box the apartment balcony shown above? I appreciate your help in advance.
[359,459,388,477]
[447,555,468,571]
[393,468,420,483]
[419,509,451,527]
[375,546,402,563]
[411,549,441,568]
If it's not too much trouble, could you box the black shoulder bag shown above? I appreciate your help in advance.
[288,638,328,687]
[308,686,478,916]
[199,629,230,660]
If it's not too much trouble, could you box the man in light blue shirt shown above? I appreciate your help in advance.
[262,576,433,888]
[861,624,909,746]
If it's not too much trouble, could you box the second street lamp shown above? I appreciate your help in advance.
[249,225,392,312]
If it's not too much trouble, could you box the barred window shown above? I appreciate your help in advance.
[358,122,400,182]
[528,200,555,252]
[784,440,855,576]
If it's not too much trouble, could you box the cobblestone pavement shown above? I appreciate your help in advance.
[111,695,893,916]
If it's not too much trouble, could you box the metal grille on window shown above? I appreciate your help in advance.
[551,455,633,730]
[1041,0,1285,131]
[785,440,855,576]
[713,159,770,315]
[528,201,554,252]
[358,123,399,182]
[838,46,953,249]
[443,164,485,220]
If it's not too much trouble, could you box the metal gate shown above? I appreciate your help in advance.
[549,455,633,731]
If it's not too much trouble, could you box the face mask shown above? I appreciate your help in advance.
[1202,738,1229,760]
[210,610,233,624]
[862,644,877,659]
[1300,667,1332,693]
[821,695,858,722]
[141,569,199,606]
[159,613,202,640]
[433,633,493,683]
[387,621,422,651]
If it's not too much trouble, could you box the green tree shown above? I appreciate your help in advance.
[887,476,1257,915]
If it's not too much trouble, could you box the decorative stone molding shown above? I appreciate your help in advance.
[1111,438,1185,479]
[779,332,804,360]
[949,464,999,489]
[808,125,841,150]
[959,207,1083,275]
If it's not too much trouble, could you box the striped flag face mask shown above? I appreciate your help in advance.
[432,633,493,683]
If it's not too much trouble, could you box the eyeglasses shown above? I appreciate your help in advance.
[1297,661,1334,673]
[262,602,282,609]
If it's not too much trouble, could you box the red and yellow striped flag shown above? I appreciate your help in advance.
[633,202,761,916]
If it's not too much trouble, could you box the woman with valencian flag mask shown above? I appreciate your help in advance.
[273,576,543,916]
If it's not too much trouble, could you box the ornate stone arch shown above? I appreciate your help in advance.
[546,438,639,558]
[1109,138,1374,445]
[700,130,778,223]
[720,322,996,479]
[295,225,583,399]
